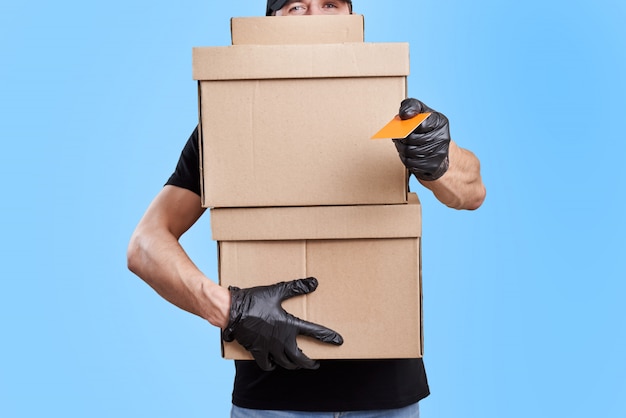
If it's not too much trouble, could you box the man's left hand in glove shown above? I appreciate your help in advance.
[393,98,451,181]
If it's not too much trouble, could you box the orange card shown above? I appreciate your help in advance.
[371,112,431,139]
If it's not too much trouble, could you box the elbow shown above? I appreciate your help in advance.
[448,184,486,211]
[126,232,143,276]
[464,185,487,211]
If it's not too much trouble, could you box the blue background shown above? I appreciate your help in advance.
[1,1,625,417]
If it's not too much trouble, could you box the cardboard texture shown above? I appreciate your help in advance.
[192,43,409,80]
[212,194,423,360]
[193,17,410,208]
[231,15,365,45]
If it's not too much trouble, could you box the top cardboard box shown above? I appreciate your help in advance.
[194,16,409,208]
[231,15,365,45]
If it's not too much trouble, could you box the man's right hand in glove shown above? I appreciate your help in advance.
[221,277,343,371]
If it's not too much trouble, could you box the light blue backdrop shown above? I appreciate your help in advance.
[1,1,624,417]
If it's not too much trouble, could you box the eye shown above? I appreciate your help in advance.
[287,3,306,14]
[322,2,346,11]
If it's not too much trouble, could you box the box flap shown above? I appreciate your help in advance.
[192,42,409,81]
[231,15,365,45]
[211,193,421,241]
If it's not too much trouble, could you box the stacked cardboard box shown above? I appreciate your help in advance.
[193,15,423,359]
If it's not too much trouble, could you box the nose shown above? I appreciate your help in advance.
[305,6,323,15]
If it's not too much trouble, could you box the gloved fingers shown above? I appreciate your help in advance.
[295,317,344,346]
[399,98,433,120]
[395,114,450,145]
[249,348,276,372]
[285,345,320,370]
[411,111,448,135]
[269,341,315,370]
[399,138,447,158]
[405,122,450,144]
[277,277,319,301]
[260,342,319,370]
[269,351,300,370]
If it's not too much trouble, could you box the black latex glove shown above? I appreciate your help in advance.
[393,98,451,181]
[222,277,343,371]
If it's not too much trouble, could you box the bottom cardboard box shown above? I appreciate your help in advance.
[211,194,423,360]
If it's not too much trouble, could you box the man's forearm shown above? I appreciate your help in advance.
[419,140,486,210]
[127,226,230,328]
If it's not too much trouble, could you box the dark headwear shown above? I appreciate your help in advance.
[266,0,352,16]
[266,0,288,15]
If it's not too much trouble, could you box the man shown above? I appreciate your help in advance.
[127,0,486,416]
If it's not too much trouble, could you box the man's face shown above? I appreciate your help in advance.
[274,0,351,16]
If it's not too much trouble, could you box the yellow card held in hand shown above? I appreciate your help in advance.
[371,112,432,139]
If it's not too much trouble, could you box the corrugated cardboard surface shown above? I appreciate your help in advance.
[213,194,423,359]
[231,15,365,45]
[193,43,408,81]
[212,193,421,240]
[197,74,408,208]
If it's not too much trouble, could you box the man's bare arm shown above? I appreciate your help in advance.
[126,185,230,328]
[419,140,486,210]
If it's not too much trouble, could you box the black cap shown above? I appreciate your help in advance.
[266,0,352,16]
[266,0,288,16]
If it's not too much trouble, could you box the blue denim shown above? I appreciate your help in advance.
[230,403,419,418]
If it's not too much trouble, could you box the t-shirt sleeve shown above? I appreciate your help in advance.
[165,126,201,196]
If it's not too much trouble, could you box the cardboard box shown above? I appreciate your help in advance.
[193,16,410,208]
[231,15,365,45]
[212,193,423,360]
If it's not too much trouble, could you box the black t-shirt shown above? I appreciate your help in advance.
[166,128,430,412]
[166,127,203,195]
